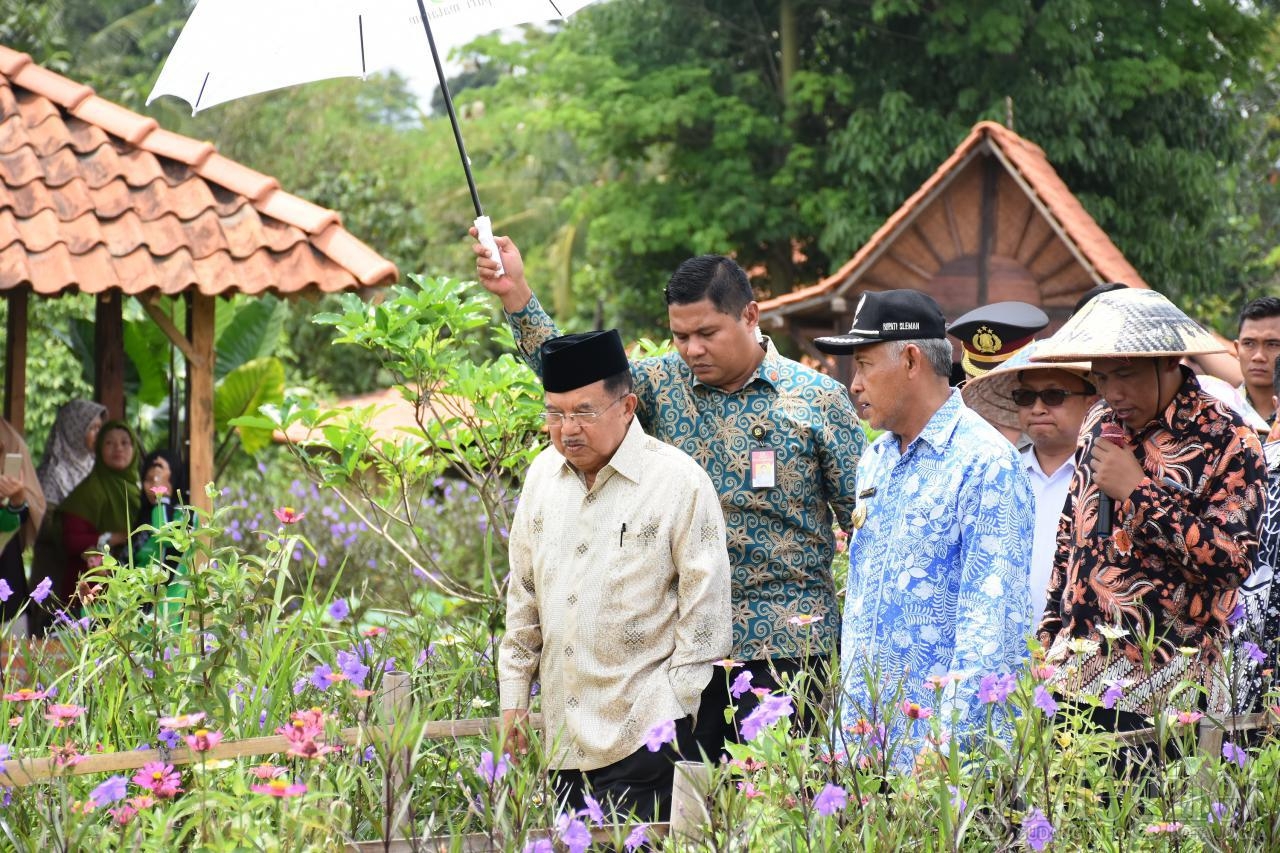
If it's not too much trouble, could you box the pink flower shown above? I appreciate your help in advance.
[1031,663,1056,681]
[1145,822,1184,834]
[249,764,285,780]
[44,704,86,728]
[1170,709,1204,726]
[133,762,182,799]
[360,626,388,638]
[50,740,83,768]
[714,658,743,670]
[185,729,223,752]
[158,712,206,729]
[3,687,49,702]
[273,506,305,524]
[925,673,962,690]
[252,777,307,798]
[899,700,933,720]
[148,484,170,498]
[737,781,765,799]
[107,803,137,825]
[787,614,820,628]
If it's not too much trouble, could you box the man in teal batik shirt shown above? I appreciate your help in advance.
[473,233,864,759]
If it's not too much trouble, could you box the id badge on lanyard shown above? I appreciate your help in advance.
[749,424,776,489]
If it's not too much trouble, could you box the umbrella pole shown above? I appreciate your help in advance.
[416,0,483,218]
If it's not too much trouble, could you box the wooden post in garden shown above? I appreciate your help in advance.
[379,671,413,841]
[670,760,712,843]
[186,292,215,512]
[4,287,26,433]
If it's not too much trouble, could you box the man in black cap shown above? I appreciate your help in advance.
[473,232,864,761]
[814,291,1034,762]
[497,330,731,821]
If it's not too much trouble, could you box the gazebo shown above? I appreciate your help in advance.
[0,46,398,510]
[759,121,1156,385]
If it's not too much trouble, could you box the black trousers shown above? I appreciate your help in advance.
[692,656,828,762]
[552,716,694,822]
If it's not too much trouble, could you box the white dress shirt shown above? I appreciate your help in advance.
[1021,445,1075,625]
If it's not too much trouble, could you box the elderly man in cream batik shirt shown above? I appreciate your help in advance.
[498,329,731,822]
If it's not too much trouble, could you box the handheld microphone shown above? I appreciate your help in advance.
[1096,422,1128,537]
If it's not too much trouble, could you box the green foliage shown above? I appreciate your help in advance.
[450,0,1278,336]
[240,274,544,603]
[213,357,285,455]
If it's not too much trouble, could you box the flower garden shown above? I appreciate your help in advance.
[2,277,1279,850]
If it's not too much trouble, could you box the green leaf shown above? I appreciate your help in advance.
[214,357,286,454]
[215,297,289,381]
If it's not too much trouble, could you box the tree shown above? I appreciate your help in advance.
[455,0,1277,335]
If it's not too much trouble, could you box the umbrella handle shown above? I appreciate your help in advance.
[474,216,506,278]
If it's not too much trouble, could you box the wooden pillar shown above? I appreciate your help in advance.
[95,291,125,420]
[4,288,27,433]
[977,155,999,306]
[187,293,215,512]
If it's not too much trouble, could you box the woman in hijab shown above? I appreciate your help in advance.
[57,421,140,607]
[36,400,107,507]
[0,417,45,624]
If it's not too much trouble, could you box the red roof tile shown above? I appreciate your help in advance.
[0,46,396,297]
[759,121,1149,316]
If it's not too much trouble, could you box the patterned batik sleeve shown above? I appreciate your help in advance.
[947,454,1035,731]
[666,469,734,715]
[1119,428,1265,589]
[815,385,866,532]
[497,481,542,712]
[504,293,561,375]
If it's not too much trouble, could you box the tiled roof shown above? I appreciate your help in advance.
[759,121,1148,315]
[0,46,397,297]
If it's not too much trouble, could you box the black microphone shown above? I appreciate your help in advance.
[1096,422,1127,538]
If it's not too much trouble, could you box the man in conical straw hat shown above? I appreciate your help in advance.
[1031,287,1266,733]
[962,342,1096,626]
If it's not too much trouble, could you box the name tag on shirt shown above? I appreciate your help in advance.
[750,449,776,489]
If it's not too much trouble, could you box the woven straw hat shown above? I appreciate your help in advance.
[962,342,1093,429]
[1031,288,1224,362]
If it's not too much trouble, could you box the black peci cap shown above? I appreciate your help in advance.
[541,330,630,392]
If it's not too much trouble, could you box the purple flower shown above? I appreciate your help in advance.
[158,729,180,749]
[30,577,51,604]
[292,678,308,695]
[1023,808,1055,851]
[1101,683,1125,710]
[1033,685,1058,717]
[644,719,676,752]
[476,750,509,786]
[623,824,649,851]
[1223,741,1249,768]
[740,693,793,741]
[522,842,553,853]
[580,793,604,826]
[1210,801,1227,824]
[813,783,847,816]
[361,746,376,764]
[89,775,128,806]
[309,664,336,692]
[327,599,349,621]
[1228,602,1246,627]
[948,785,967,813]
[0,580,10,602]
[0,744,8,761]
[336,649,370,687]
[555,813,591,853]
[978,672,1017,704]
[1242,641,1265,665]
[729,670,754,699]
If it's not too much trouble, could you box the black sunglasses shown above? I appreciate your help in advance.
[1010,388,1085,408]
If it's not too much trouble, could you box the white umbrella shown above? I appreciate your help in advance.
[148,0,604,270]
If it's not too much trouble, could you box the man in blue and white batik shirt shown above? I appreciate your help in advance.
[815,290,1034,765]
